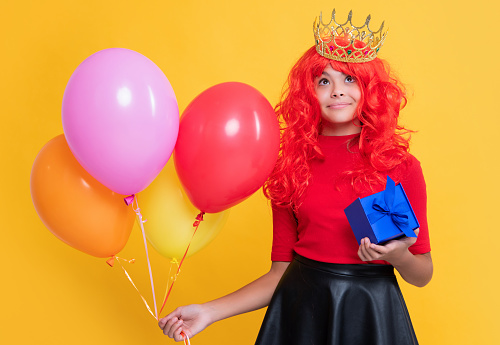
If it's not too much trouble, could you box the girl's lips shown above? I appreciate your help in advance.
[327,103,350,109]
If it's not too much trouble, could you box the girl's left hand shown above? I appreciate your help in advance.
[357,229,419,265]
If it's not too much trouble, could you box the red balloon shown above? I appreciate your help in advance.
[174,82,280,213]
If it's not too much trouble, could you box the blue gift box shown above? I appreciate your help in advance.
[344,176,419,245]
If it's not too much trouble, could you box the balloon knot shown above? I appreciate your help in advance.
[193,211,205,227]
[124,195,135,206]
[106,256,116,267]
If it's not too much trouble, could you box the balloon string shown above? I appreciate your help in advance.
[130,195,159,320]
[108,256,157,319]
[122,196,199,345]
[181,331,191,345]
[162,258,179,304]
[158,211,205,316]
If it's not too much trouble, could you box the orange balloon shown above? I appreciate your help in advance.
[30,135,135,258]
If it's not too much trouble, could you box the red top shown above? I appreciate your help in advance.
[271,134,431,264]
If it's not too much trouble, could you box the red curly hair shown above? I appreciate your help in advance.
[263,46,413,210]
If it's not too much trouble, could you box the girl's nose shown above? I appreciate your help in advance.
[331,89,344,97]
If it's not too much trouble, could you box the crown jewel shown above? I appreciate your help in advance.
[313,10,387,63]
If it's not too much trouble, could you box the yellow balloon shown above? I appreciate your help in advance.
[138,160,229,260]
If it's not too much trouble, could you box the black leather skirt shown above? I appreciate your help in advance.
[255,255,418,345]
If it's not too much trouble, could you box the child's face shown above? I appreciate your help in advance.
[314,64,361,136]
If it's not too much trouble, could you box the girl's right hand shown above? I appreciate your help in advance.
[158,261,290,341]
[158,304,213,342]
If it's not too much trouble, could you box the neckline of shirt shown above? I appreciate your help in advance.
[318,133,360,148]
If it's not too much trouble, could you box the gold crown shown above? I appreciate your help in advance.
[313,10,387,63]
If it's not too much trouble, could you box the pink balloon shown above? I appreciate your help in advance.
[62,48,179,195]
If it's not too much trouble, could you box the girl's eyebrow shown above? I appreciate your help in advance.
[321,70,345,78]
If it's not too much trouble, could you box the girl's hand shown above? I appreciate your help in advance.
[357,229,419,266]
[158,304,213,342]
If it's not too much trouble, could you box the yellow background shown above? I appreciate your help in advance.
[1,0,497,344]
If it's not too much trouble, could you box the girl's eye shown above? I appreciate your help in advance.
[345,75,355,83]
[318,78,329,85]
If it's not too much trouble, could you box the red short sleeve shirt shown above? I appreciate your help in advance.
[271,134,431,264]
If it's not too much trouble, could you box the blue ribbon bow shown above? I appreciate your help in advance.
[367,176,415,238]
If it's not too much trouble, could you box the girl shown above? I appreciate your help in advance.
[159,10,432,344]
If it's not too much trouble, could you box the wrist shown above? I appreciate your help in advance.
[202,301,222,324]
